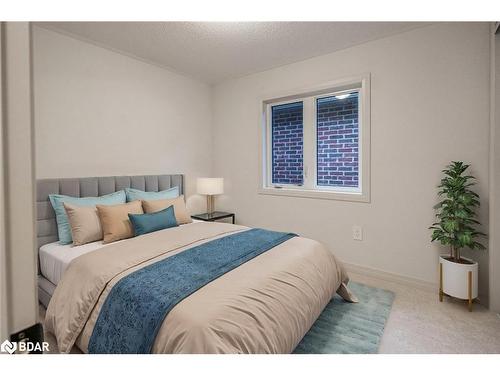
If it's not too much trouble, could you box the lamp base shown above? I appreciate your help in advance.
[206,195,215,214]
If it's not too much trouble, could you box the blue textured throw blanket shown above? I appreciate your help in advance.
[88,228,296,353]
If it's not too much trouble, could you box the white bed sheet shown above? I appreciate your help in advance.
[39,220,203,285]
[39,240,109,285]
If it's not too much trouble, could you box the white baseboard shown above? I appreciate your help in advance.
[343,262,437,293]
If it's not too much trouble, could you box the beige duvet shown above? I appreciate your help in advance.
[45,222,353,354]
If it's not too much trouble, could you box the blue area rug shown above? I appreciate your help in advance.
[293,282,394,354]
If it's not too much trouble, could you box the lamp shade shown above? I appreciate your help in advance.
[197,178,224,195]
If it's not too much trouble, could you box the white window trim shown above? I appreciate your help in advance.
[258,73,371,203]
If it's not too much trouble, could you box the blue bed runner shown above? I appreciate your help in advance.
[88,228,297,353]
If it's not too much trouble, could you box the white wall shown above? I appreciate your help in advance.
[1,22,38,335]
[33,27,213,212]
[212,23,491,301]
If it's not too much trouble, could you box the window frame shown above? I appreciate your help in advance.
[259,74,371,202]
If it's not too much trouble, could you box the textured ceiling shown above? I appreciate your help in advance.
[37,22,429,84]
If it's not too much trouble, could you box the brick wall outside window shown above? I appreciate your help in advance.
[317,92,359,188]
[271,102,303,185]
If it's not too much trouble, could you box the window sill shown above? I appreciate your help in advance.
[258,186,370,203]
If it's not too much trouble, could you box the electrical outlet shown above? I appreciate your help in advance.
[352,225,363,241]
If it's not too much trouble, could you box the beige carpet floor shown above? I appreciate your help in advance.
[39,271,500,354]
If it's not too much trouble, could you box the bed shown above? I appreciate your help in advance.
[37,174,354,354]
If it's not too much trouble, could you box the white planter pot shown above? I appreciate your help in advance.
[439,256,478,300]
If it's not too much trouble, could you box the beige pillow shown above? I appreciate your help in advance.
[96,200,143,243]
[142,195,192,225]
[63,203,103,246]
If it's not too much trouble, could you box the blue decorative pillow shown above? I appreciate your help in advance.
[128,205,178,236]
[125,186,179,202]
[49,190,126,244]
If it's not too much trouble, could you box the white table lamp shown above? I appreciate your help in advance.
[197,178,224,214]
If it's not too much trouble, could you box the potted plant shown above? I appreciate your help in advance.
[430,161,486,311]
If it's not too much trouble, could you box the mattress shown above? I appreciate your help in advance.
[39,220,203,285]
[39,240,109,285]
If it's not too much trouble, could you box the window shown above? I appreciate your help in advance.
[271,102,303,185]
[260,75,370,202]
[316,92,359,189]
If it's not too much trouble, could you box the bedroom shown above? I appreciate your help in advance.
[1,0,500,372]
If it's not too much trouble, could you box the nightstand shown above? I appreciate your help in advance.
[191,211,235,224]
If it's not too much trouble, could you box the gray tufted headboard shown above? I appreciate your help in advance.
[36,174,184,249]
